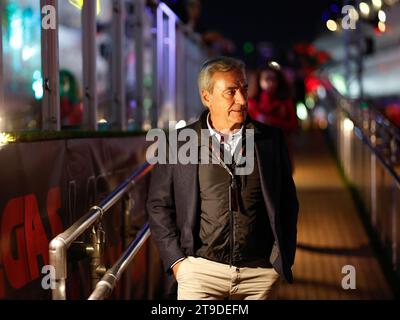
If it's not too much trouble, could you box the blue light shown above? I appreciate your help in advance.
[330,4,340,14]
[10,17,23,49]
[32,78,43,100]
[322,10,330,22]
[33,70,41,81]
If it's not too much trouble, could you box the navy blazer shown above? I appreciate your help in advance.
[147,111,299,284]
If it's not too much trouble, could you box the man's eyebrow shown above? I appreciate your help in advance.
[224,84,248,90]
[224,86,239,90]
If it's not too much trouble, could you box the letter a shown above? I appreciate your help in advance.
[342,5,357,30]
[42,5,56,30]
[341,265,356,290]
[41,265,56,290]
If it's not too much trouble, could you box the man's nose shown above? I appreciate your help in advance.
[235,90,247,105]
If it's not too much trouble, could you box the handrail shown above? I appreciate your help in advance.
[49,162,154,300]
[353,126,400,188]
[321,75,400,168]
[321,74,400,140]
[88,223,151,300]
[321,76,400,274]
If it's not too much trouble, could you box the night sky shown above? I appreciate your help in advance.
[198,0,335,47]
[166,0,338,63]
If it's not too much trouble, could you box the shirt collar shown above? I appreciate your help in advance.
[206,112,244,141]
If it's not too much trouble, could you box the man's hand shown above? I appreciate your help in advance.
[172,261,183,278]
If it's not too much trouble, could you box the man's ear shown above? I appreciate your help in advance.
[201,89,211,108]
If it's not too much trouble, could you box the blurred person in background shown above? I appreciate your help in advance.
[60,70,83,128]
[248,62,298,172]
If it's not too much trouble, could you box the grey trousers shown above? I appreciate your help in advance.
[176,256,281,300]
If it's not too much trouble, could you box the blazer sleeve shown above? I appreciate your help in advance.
[278,129,299,266]
[147,158,186,274]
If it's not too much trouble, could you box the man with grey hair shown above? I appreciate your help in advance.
[147,56,299,300]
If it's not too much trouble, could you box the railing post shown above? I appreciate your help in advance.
[156,4,177,129]
[392,182,398,271]
[123,194,134,247]
[49,237,67,300]
[90,223,107,290]
[49,163,152,299]
[112,0,126,130]
[88,224,151,300]
[122,194,134,299]
[134,0,145,130]
[390,136,398,165]
[82,0,98,130]
[40,0,61,131]
[370,119,377,228]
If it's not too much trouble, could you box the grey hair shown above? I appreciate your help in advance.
[198,56,245,96]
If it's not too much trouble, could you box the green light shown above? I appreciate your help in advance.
[144,97,152,110]
[306,96,315,109]
[296,102,308,120]
[329,73,347,96]
[68,0,101,15]
[5,3,18,18]
[144,75,152,87]
[360,102,368,109]
[243,42,254,55]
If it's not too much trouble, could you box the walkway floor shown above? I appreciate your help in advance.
[277,129,393,299]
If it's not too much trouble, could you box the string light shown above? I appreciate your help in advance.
[359,2,371,16]
[326,19,338,32]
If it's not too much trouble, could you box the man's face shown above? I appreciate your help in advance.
[202,70,248,131]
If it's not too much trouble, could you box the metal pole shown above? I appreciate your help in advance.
[156,4,177,129]
[49,162,153,299]
[88,224,151,300]
[122,194,133,299]
[40,0,60,131]
[356,0,364,99]
[82,0,98,130]
[391,183,397,271]
[134,0,145,130]
[168,9,176,126]
[156,5,163,128]
[371,119,377,227]
[89,224,106,290]
[49,237,67,300]
[342,0,351,95]
[151,10,158,129]
[112,0,126,130]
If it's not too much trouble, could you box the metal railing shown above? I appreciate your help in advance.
[323,80,400,274]
[88,223,151,300]
[49,162,153,300]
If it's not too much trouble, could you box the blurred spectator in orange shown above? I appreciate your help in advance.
[248,62,298,172]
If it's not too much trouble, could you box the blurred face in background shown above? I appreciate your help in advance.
[259,69,278,95]
[202,70,248,132]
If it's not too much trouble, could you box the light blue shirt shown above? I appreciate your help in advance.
[206,113,244,157]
